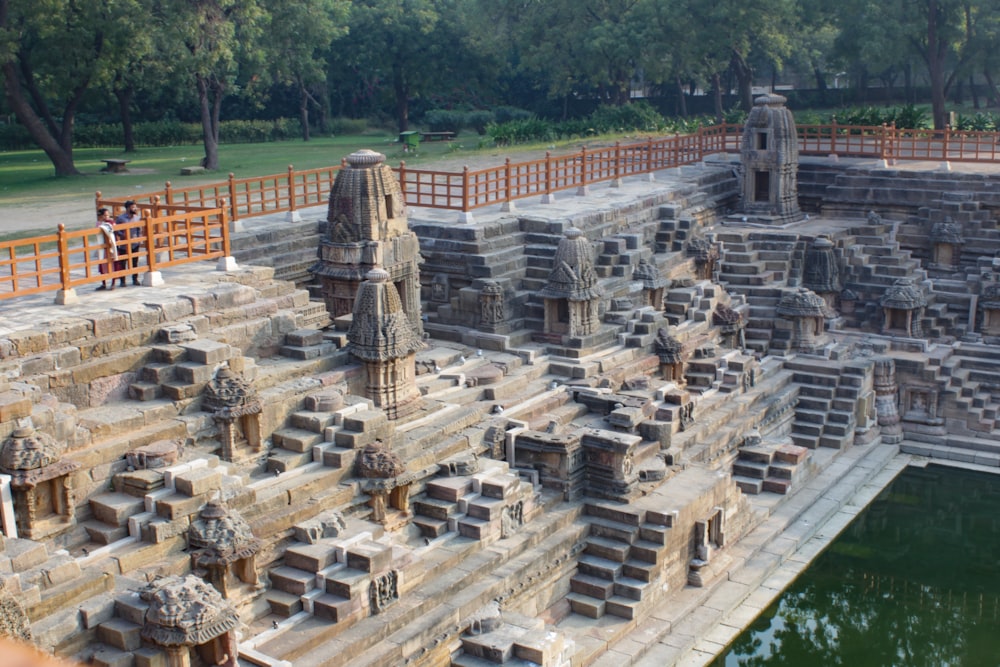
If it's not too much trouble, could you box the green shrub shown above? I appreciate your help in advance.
[588,102,666,133]
[486,117,555,146]
[493,106,534,124]
[422,109,466,133]
[465,110,494,135]
[887,105,929,130]
[0,123,35,150]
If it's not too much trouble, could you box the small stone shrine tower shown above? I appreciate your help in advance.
[139,575,240,667]
[0,426,79,540]
[880,278,926,338]
[539,227,604,339]
[802,236,840,308]
[348,267,425,420]
[203,368,262,464]
[775,287,831,354]
[739,94,803,224]
[187,500,261,598]
[312,149,423,336]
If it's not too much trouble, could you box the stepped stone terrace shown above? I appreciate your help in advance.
[2,117,1000,667]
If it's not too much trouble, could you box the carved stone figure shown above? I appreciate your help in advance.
[369,570,399,614]
[478,280,505,332]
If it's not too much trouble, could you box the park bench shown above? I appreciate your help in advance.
[420,131,456,142]
[100,158,130,173]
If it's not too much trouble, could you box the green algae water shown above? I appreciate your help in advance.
[712,464,1000,667]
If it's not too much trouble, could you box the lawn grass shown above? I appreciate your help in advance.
[0,131,494,208]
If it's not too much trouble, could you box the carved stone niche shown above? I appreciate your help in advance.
[140,574,240,667]
[478,280,507,333]
[929,219,963,271]
[368,570,399,615]
[655,327,685,384]
[187,501,261,599]
[880,278,926,338]
[979,277,1000,337]
[0,426,79,540]
[901,385,944,428]
[689,506,725,587]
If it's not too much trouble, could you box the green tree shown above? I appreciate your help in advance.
[0,0,113,175]
[263,0,349,141]
[337,0,440,133]
[154,0,266,170]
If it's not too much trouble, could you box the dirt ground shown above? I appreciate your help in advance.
[6,146,570,237]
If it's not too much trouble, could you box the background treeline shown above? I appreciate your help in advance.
[4,0,1000,175]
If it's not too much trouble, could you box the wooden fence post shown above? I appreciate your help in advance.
[228,173,238,221]
[287,164,297,215]
[57,224,70,291]
[220,199,232,258]
[164,181,173,207]
[144,213,157,275]
[612,142,622,186]
[462,166,471,212]
[543,152,554,203]
[646,137,654,175]
[831,117,838,155]
[577,146,589,195]
[503,158,514,211]
[399,161,407,205]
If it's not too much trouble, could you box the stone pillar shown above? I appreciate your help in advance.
[873,358,902,444]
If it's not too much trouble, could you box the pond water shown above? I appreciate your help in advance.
[711,464,1000,667]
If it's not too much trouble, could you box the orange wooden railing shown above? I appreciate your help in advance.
[4,123,999,303]
[0,204,229,300]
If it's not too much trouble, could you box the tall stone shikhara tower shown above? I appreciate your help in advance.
[738,94,803,224]
[311,149,424,337]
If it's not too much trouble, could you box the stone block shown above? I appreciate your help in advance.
[0,391,33,422]
[114,595,149,626]
[266,590,302,617]
[345,542,392,574]
[91,494,145,526]
[144,517,190,544]
[175,362,215,384]
[479,476,515,500]
[173,468,221,498]
[326,568,369,599]
[133,648,168,667]
[342,410,389,433]
[78,595,115,629]
[98,618,142,651]
[179,339,231,365]
[287,329,323,347]
[91,647,134,667]
[155,493,204,520]
[286,544,338,572]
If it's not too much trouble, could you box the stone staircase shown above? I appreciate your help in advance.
[566,502,674,621]
[732,440,812,495]
[784,357,869,450]
[230,218,325,286]
[411,463,537,543]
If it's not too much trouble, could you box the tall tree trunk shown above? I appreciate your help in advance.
[984,69,1000,106]
[711,72,723,124]
[392,61,409,133]
[924,0,949,129]
[731,53,754,112]
[675,76,688,117]
[813,66,827,106]
[197,75,220,170]
[1,61,79,175]
[970,74,980,109]
[115,83,136,152]
[299,83,311,142]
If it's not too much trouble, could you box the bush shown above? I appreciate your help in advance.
[465,110,494,135]
[422,109,466,133]
[493,106,534,124]
[588,102,666,133]
[955,112,998,131]
[486,117,555,146]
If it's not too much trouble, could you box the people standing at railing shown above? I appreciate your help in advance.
[95,208,118,291]
[115,200,142,286]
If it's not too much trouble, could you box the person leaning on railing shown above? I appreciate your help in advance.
[95,207,118,291]
[115,200,142,287]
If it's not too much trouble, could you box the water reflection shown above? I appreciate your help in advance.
[712,465,1000,667]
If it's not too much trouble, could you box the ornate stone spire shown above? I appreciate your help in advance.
[539,228,604,302]
[348,267,424,419]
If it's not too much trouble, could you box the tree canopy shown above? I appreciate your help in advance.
[3,0,998,174]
